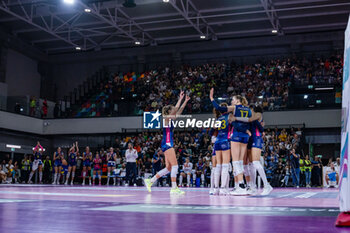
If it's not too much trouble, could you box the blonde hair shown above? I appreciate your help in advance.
[162,105,173,116]
[233,95,248,106]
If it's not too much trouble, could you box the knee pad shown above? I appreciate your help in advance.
[232,161,241,176]
[171,165,178,178]
[244,165,250,177]
[158,167,170,177]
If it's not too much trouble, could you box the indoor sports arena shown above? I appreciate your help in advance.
[1,0,350,232]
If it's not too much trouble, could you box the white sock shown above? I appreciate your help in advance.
[152,168,170,183]
[39,172,42,182]
[249,163,256,188]
[193,173,197,183]
[187,174,191,185]
[113,177,116,184]
[71,172,75,179]
[235,182,238,189]
[83,172,86,179]
[93,175,96,181]
[171,181,177,188]
[253,161,268,186]
[210,167,216,189]
[214,164,222,188]
[107,177,110,184]
[179,175,183,185]
[53,173,57,183]
[239,160,244,175]
[201,174,204,184]
[66,172,70,181]
[221,164,229,188]
[57,173,61,183]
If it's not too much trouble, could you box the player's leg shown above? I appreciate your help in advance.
[57,166,62,184]
[252,147,272,195]
[53,166,58,184]
[65,166,72,185]
[88,167,92,185]
[82,166,86,185]
[214,151,223,194]
[92,170,96,185]
[144,151,171,192]
[165,148,183,194]
[70,166,76,185]
[98,170,102,185]
[38,164,43,183]
[220,149,231,195]
[107,166,111,185]
[209,156,217,194]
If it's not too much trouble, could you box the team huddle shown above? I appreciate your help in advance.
[144,88,273,196]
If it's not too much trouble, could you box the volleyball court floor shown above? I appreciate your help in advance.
[0,185,347,233]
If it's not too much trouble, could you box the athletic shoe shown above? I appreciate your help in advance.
[70,181,73,185]
[250,187,258,195]
[52,181,56,185]
[246,187,253,195]
[230,187,247,196]
[64,181,68,185]
[170,187,185,195]
[144,178,153,193]
[82,182,85,186]
[261,185,273,196]
[114,183,116,186]
[219,188,230,196]
[209,188,215,195]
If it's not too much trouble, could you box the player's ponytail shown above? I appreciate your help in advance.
[242,97,248,106]
[162,105,173,116]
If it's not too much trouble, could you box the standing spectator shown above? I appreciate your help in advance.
[312,156,322,187]
[42,99,48,118]
[54,102,60,118]
[152,149,163,186]
[125,143,138,186]
[43,156,52,184]
[30,97,36,116]
[304,155,312,188]
[299,156,305,187]
[290,149,300,188]
[21,155,31,183]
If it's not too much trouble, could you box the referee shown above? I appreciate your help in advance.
[125,143,138,186]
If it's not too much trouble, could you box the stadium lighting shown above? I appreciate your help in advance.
[200,35,206,39]
[75,46,81,50]
[163,0,169,2]
[315,87,334,91]
[304,95,308,99]
[63,0,75,4]
[84,8,91,13]
[272,29,278,34]
[135,41,141,45]
[6,144,21,149]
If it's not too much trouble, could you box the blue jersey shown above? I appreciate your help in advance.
[161,124,174,152]
[232,105,252,133]
[216,113,230,142]
[251,120,264,140]
[54,152,62,162]
[108,152,116,161]
[69,153,76,163]
[83,152,92,162]
[34,152,42,160]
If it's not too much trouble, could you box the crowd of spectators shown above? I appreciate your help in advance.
[74,54,343,117]
[0,126,340,188]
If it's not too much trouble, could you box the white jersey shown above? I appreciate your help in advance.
[183,162,193,173]
[211,136,217,144]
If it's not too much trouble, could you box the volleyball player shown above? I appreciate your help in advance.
[236,105,273,195]
[210,88,252,195]
[93,152,102,186]
[28,141,44,184]
[52,147,64,185]
[107,147,117,186]
[82,146,92,186]
[65,142,79,185]
[179,157,193,187]
[209,128,217,195]
[209,97,231,195]
[144,90,190,195]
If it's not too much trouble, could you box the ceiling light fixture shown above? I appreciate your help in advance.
[272,29,278,34]
[200,35,206,39]
[84,8,91,13]
[75,46,81,50]
[63,0,75,4]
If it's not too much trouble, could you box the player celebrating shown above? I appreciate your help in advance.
[28,141,44,184]
[107,147,117,186]
[65,142,79,185]
[209,93,232,195]
[209,128,218,195]
[82,146,92,186]
[144,90,190,195]
[52,147,64,185]
[92,152,102,186]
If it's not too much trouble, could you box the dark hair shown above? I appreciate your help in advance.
[254,105,263,113]
[213,103,228,118]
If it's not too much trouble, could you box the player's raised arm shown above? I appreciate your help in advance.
[169,90,184,117]
[210,88,235,113]
[176,95,190,118]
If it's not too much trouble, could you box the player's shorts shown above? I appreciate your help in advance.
[108,161,116,167]
[83,161,91,167]
[214,141,230,151]
[32,159,42,171]
[68,161,77,167]
[231,132,250,144]
[252,137,264,150]
[161,144,173,153]
[94,166,101,171]
[54,160,62,167]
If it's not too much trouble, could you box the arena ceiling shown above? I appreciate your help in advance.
[0,0,349,54]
